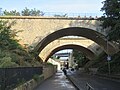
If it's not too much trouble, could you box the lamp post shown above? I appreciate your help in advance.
[96,35,111,75]
[106,37,111,75]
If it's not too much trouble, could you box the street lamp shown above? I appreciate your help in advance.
[106,36,111,75]
[96,35,111,75]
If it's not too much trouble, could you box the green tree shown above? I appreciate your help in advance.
[21,7,31,16]
[0,57,19,68]
[73,50,88,67]
[0,20,20,50]
[100,0,120,43]
[3,10,20,16]
[21,7,44,16]
[30,8,44,16]
[0,20,42,67]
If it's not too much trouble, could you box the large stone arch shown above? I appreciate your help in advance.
[35,27,118,55]
[44,44,96,62]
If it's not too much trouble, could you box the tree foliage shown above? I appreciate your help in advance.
[21,7,44,16]
[72,50,88,67]
[0,20,21,50]
[0,57,19,68]
[3,7,45,16]
[0,20,41,67]
[100,0,120,42]
[3,10,20,16]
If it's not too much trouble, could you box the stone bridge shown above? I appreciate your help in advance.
[0,16,119,61]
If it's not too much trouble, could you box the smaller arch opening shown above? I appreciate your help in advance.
[45,44,95,62]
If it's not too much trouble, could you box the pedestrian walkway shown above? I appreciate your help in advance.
[34,70,76,90]
[67,70,120,90]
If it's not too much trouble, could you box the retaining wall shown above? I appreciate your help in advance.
[13,65,57,90]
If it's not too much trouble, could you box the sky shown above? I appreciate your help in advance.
[0,0,104,16]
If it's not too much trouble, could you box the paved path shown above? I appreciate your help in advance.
[34,70,76,90]
[67,70,120,90]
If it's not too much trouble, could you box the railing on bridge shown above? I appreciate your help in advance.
[0,10,102,18]
[44,12,102,18]
[86,83,95,90]
[0,67,43,90]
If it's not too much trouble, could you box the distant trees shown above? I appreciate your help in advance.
[72,50,88,68]
[4,10,20,16]
[100,0,120,43]
[3,7,44,16]
[21,7,44,16]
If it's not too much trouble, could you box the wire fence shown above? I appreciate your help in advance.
[0,67,43,90]
[86,83,95,90]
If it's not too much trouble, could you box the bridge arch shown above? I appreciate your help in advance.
[35,27,117,55]
[45,44,96,62]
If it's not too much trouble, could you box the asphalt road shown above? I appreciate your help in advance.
[67,70,120,90]
[34,70,76,90]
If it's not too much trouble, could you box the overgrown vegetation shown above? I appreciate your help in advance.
[0,20,41,68]
[100,0,120,43]
[85,52,107,68]
[98,51,120,74]
[3,7,44,16]
[72,50,89,68]
[85,51,120,74]
[2,7,68,17]
[33,74,44,82]
[96,0,120,74]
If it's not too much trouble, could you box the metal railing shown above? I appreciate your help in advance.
[0,10,102,18]
[44,12,102,18]
[86,83,95,90]
[0,67,43,90]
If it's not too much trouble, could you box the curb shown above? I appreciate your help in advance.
[66,75,80,90]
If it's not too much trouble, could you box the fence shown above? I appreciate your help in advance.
[86,83,95,90]
[0,67,43,90]
[0,9,102,18]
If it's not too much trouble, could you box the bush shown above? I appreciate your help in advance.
[0,57,19,68]
[98,51,120,74]
[33,74,44,82]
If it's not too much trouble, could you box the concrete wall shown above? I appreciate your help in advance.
[48,58,61,70]
[43,65,57,80]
